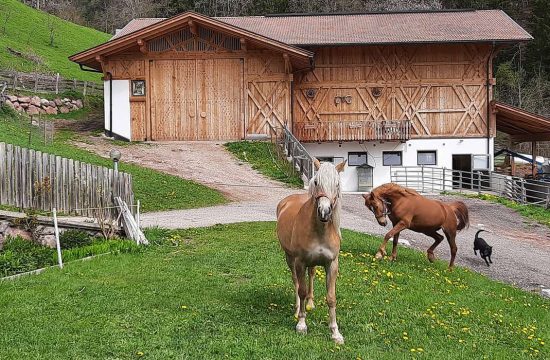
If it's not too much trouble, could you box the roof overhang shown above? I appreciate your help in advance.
[69,11,314,71]
[492,100,550,142]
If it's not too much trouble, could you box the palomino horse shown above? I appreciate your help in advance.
[276,159,346,344]
[362,183,469,268]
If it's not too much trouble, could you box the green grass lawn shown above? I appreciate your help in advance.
[225,141,303,188]
[0,0,110,81]
[0,222,547,359]
[0,107,227,212]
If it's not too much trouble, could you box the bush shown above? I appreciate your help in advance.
[0,236,55,277]
[59,229,94,249]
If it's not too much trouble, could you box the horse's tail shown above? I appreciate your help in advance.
[449,201,469,231]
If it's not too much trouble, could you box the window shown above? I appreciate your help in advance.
[131,80,146,96]
[383,151,402,166]
[417,151,437,165]
[348,152,368,166]
[317,157,345,166]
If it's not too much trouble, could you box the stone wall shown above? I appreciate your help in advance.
[4,94,83,116]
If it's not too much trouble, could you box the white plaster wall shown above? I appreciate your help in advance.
[304,138,494,192]
[104,80,131,140]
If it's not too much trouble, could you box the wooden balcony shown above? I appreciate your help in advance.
[293,120,412,143]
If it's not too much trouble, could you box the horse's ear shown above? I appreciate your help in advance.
[362,192,369,200]
[336,160,347,173]
[313,157,321,170]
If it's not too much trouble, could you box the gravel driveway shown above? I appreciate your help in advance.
[75,138,549,292]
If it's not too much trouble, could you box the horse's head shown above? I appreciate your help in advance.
[362,192,388,226]
[310,158,346,223]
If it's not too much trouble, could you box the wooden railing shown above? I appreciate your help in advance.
[294,120,411,142]
[267,122,315,182]
[0,70,103,96]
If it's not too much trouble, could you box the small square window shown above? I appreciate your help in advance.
[383,151,402,166]
[348,152,368,166]
[417,151,437,165]
[131,80,145,96]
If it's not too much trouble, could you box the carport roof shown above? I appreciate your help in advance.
[492,101,550,142]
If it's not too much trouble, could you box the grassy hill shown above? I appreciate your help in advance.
[0,0,110,81]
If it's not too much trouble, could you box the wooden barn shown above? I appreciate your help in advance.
[71,10,550,191]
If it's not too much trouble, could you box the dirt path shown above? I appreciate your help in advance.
[72,137,550,292]
[74,137,298,202]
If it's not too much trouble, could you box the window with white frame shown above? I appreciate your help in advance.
[382,151,402,166]
[417,150,437,165]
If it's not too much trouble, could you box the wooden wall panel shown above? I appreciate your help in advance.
[294,44,492,140]
[130,101,146,141]
[106,59,145,79]
[245,52,291,137]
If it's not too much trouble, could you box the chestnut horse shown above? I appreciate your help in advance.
[276,159,346,344]
[362,183,469,268]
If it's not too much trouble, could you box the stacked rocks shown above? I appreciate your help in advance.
[4,95,84,116]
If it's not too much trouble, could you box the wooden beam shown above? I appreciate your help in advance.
[188,20,197,35]
[510,132,550,142]
[137,39,147,54]
[240,38,247,51]
[283,53,292,73]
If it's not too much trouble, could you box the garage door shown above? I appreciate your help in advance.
[150,59,243,141]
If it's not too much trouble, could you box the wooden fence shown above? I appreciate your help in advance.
[0,142,134,218]
[0,70,103,96]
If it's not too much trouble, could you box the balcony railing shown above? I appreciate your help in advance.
[294,120,412,143]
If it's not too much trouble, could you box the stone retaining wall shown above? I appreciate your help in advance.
[3,94,83,116]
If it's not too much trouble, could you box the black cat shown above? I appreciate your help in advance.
[474,230,493,266]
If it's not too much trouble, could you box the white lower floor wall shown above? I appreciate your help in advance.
[303,138,494,192]
[104,80,131,140]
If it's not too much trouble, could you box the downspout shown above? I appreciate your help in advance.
[486,42,496,166]
[79,64,112,138]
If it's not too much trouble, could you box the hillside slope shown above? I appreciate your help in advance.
[0,0,110,81]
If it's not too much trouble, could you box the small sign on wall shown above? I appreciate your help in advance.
[131,80,146,96]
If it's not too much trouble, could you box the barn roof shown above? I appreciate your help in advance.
[69,11,314,71]
[493,101,550,142]
[112,10,532,45]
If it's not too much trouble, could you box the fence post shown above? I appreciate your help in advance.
[546,187,550,209]
[442,167,446,192]
[34,74,38,92]
[55,73,60,94]
[83,81,87,97]
[53,208,63,269]
[136,199,141,228]
[421,166,425,193]
[12,72,16,91]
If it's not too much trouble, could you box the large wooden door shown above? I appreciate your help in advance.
[150,58,242,141]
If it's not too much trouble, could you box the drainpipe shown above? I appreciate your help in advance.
[486,42,496,167]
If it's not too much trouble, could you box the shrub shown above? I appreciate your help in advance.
[0,236,55,277]
[59,229,94,249]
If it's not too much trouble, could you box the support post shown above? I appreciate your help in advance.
[53,208,63,269]
[531,141,537,178]
[136,200,141,229]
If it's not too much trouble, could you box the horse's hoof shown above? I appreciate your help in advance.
[427,252,436,263]
[375,252,384,260]
[390,255,397,262]
[306,301,315,312]
[296,323,307,334]
[332,333,345,344]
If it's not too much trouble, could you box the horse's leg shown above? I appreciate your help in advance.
[306,266,315,311]
[390,231,401,261]
[425,230,445,263]
[443,228,458,269]
[376,221,408,260]
[295,260,308,334]
[285,254,300,318]
[325,257,344,344]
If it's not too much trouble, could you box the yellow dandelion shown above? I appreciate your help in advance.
[417,348,424,352]
[136,351,144,356]
[181,305,188,309]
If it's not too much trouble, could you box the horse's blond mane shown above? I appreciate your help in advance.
[373,183,419,198]
[309,162,342,235]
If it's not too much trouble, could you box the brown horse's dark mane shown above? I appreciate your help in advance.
[373,183,419,199]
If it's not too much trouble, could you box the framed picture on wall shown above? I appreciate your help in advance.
[131,80,146,96]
